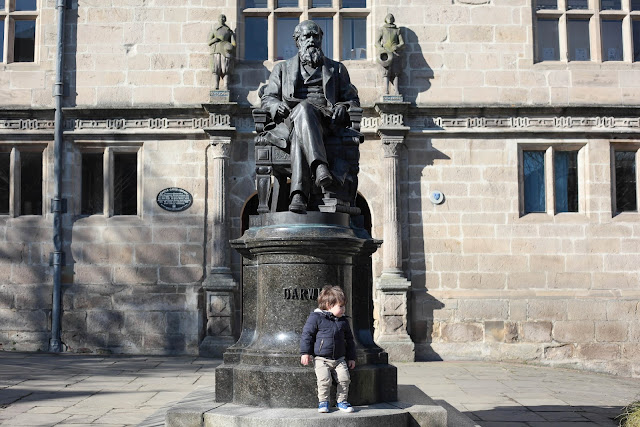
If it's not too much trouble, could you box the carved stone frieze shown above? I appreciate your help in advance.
[210,113,231,128]
[421,115,640,131]
[63,117,213,131]
[3,112,639,135]
[235,116,255,132]
[361,116,379,131]
[0,119,55,130]
[380,113,404,127]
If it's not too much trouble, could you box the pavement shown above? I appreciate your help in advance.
[0,352,638,426]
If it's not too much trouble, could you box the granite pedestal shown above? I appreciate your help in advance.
[215,212,396,408]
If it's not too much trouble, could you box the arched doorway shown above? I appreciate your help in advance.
[240,193,259,234]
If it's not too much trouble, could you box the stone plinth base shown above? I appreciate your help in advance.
[215,361,397,407]
[199,336,236,358]
[376,337,415,363]
[165,384,479,427]
[200,272,238,358]
[376,274,415,363]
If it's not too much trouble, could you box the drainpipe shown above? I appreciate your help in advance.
[49,0,67,353]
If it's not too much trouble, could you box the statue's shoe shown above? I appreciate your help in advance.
[315,163,333,188]
[289,194,307,214]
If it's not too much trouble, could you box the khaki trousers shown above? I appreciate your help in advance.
[314,356,350,403]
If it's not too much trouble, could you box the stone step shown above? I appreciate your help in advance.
[164,385,479,427]
[203,403,412,427]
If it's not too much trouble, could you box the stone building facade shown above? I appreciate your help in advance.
[1,0,639,377]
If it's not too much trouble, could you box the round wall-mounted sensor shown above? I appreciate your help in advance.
[430,190,445,205]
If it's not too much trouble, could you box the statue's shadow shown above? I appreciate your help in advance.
[399,28,433,104]
[229,61,271,106]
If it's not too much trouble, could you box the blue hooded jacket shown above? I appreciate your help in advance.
[300,309,356,361]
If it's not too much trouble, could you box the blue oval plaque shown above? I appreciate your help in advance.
[157,188,193,212]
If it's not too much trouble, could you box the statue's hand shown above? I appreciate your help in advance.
[275,102,290,122]
[332,104,348,126]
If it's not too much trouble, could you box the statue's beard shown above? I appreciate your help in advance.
[299,45,323,68]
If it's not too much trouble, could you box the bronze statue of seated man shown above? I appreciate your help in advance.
[256,20,360,214]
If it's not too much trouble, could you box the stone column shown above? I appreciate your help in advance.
[374,102,415,362]
[200,103,239,357]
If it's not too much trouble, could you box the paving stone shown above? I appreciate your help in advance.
[472,409,547,422]
[94,407,158,424]
[480,423,530,427]
[1,412,71,426]
[535,410,592,422]
[55,413,101,424]
[25,405,66,414]
[528,423,613,427]
[0,354,639,426]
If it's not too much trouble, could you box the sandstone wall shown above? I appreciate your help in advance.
[0,134,213,354]
[393,135,640,377]
[3,1,640,108]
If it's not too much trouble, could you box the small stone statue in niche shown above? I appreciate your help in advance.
[208,14,236,90]
[376,14,405,96]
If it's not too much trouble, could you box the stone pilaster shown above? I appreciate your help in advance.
[200,103,239,357]
[374,102,414,362]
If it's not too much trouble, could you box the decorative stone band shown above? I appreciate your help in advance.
[0,119,54,130]
[3,113,639,135]
[361,115,640,134]
[72,117,217,131]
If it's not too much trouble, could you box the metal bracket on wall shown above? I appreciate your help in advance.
[49,252,66,267]
[50,198,67,214]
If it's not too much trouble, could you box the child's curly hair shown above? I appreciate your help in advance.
[317,285,347,310]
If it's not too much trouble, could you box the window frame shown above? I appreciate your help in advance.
[518,143,587,216]
[240,0,370,62]
[533,0,640,63]
[0,144,46,217]
[77,144,143,218]
[1,0,39,64]
[610,142,640,215]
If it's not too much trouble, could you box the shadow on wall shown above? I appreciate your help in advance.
[404,138,449,361]
[0,233,52,352]
[399,28,433,105]
[230,62,271,107]
[61,206,206,355]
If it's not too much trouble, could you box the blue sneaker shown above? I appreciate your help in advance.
[337,401,354,413]
[318,401,329,413]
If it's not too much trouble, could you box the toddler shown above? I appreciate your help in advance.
[300,285,356,413]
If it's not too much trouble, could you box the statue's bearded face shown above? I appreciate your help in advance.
[297,26,323,67]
